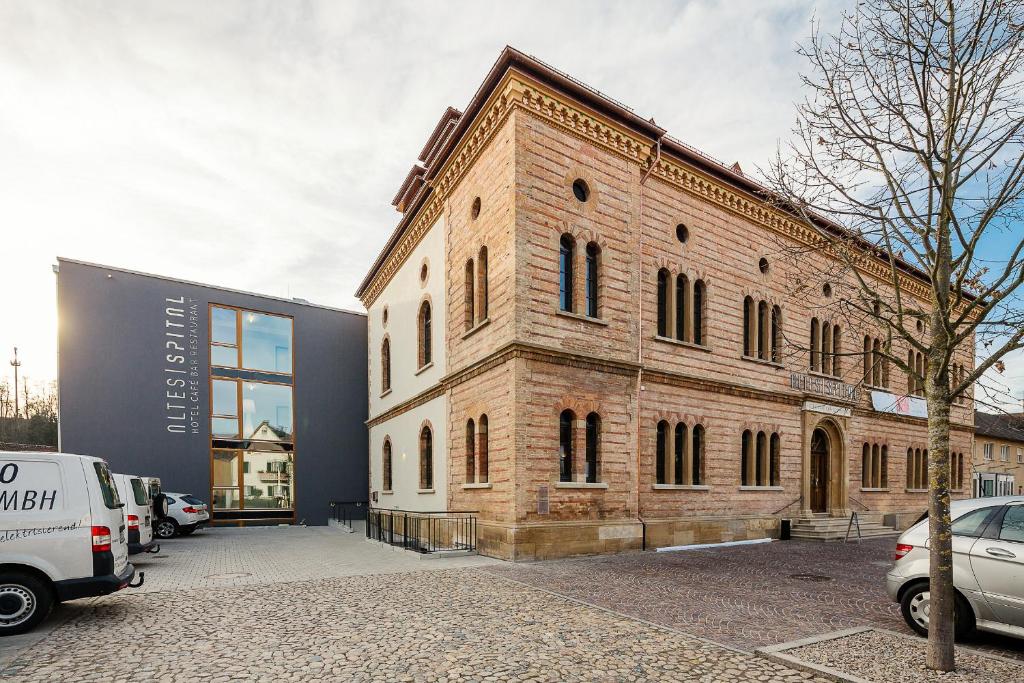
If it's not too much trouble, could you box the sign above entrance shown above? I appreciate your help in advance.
[870,390,927,419]
[790,372,860,403]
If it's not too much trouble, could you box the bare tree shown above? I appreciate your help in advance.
[767,0,1024,671]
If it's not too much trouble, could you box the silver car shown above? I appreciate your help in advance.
[886,496,1024,641]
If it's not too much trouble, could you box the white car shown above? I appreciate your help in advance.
[887,495,1024,641]
[153,492,210,539]
[0,451,141,636]
[112,473,158,555]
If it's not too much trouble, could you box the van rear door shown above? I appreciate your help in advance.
[87,460,129,574]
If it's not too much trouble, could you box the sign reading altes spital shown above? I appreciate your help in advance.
[790,372,860,403]
[164,295,202,435]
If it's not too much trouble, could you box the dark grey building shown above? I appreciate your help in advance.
[56,258,367,525]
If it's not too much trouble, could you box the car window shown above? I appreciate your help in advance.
[165,496,175,505]
[998,506,1024,543]
[951,506,999,537]
[181,495,204,505]
[130,478,149,506]
[92,462,121,509]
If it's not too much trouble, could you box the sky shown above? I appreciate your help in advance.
[1,0,1021,411]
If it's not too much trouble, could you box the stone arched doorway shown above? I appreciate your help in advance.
[801,414,848,517]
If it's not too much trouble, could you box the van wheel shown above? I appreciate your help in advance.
[154,518,179,539]
[0,572,53,636]
[900,583,976,640]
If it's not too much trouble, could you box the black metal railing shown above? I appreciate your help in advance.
[366,508,477,554]
[329,501,368,531]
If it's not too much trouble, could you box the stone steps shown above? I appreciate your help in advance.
[790,514,899,542]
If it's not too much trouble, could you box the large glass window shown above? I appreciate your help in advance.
[212,307,237,345]
[241,311,293,374]
[241,381,293,440]
[243,451,294,510]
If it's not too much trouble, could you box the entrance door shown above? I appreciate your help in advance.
[810,428,829,513]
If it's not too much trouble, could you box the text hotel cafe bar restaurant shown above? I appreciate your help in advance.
[55,258,368,526]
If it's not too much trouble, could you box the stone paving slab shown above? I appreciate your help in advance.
[1,569,830,682]
[483,537,1024,662]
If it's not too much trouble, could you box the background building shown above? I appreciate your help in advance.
[56,258,367,525]
[973,410,1023,497]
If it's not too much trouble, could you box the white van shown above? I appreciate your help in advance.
[0,451,141,636]
[112,473,158,555]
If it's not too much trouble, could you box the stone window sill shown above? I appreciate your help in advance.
[461,317,491,340]
[808,369,843,381]
[380,490,394,495]
[555,309,609,326]
[864,384,890,392]
[414,362,434,376]
[652,484,710,491]
[380,388,392,399]
[738,485,784,491]
[555,481,608,489]
[417,488,436,494]
[740,355,784,369]
[462,483,492,490]
[653,336,712,353]
[860,487,889,493]
[906,488,927,493]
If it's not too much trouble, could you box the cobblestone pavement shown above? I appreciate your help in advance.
[0,528,829,682]
[0,572,828,682]
[484,538,1024,662]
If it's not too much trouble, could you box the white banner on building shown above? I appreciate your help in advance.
[871,390,927,419]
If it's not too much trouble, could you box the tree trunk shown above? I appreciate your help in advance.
[925,374,955,671]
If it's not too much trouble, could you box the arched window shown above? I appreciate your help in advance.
[771,305,781,362]
[906,448,914,489]
[741,430,753,486]
[382,439,393,491]
[863,335,871,383]
[743,297,755,357]
[559,234,575,312]
[675,274,688,341]
[674,422,686,484]
[585,412,600,483]
[692,424,705,486]
[418,301,432,368]
[464,259,475,330]
[693,280,706,346]
[810,318,820,371]
[657,269,670,337]
[478,246,488,321]
[880,445,888,488]
[757,301,769,360]
[466,419,476,483]
[821,321,832,375]
[585,243,599,318]
[559,409,574,482]
[831,325,841,376]
[381,338,391,393]
[656,420,669,484]
[756,431,767,486]
[478,414,489,484]
[419,425,433,490]
[862,443,871,488]
[769,432,780,486]
[907,350,915,395]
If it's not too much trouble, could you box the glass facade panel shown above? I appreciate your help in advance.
[211,416,239,439]
[212,379,237,417]
[241,312,293,374]
[242,451,294,510]
[211,307,237,345]
[211,345,238,368]
[242,382,293,440]
[212,451,239,487]
[212,488,240,510]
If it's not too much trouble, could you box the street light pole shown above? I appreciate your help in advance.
[10,347,21,419]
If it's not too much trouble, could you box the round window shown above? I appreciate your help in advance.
[822,283,832,297]
[676,224,689,244]
[758,257,769,274]
[420,263,428,283]
[471,197,481,220]
[572,178,590,202]
[382,306,389,327]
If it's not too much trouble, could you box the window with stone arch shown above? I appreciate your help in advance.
[661,421,706,486]
[657,269,671,337]
[863,336,889,388]
[585,412,600,483]
[906,447,927,490]
[419,424,433,490]
[382,438,393,492]
[465,418,476,483]
[381,337,391,394]
[656,420,670,484]
[951,451,965,490]
[742,429,781,487]
[585,242,600,318]
[693,280,707,346]
[478,414,489,484]
[477,246,488,322]
[861,443,888,489]
[464,259,475,331]
[418,300,432,368]
[559,234,575,312]
[743,297,780,362]
[658,269,708,346]
[559,409,575,482]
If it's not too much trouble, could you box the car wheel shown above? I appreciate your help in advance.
[153,518,179,539]
[0,572,53,637]
[900,583,976,639]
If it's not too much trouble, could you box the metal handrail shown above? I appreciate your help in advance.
[329,501,368,530]
[848,495,871,511]
[771,495,803,516]
[365,507,477,554]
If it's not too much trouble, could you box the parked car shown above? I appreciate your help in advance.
[112,473,158,555]
[887,495,1024,641]
[153,492,210,539]
[0,451,141,636]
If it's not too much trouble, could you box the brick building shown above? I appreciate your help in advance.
[356,47,974,560]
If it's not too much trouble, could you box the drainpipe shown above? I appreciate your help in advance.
[636,136,663,550]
